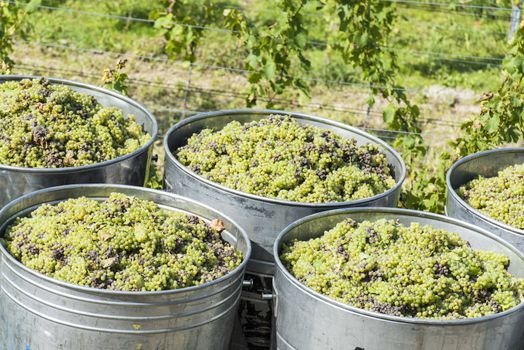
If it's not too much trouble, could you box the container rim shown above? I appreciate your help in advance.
[273,207,524,325]
[0,75,158,174]
[446,147,524,235]
[0,184,252,296]
[163,109,406,208]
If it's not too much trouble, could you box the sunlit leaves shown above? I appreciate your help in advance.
[0,1,29,73]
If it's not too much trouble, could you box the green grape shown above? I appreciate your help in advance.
[281,218,524,319]
[176,115,396,203]
[459,164,523,230]
[0,78,150,168]
[3,193,243,291]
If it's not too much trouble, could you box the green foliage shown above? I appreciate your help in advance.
[104,0,163,21]
[225,0,311,106]
[11,0,522,213]
[144,135,165,190]
[451,29,524,157]
[101,58,130,96]
[397,23,524,213]
[151,0,228,62]
[0,1,27,73]
[145,162,163,189]
[313,1,427,208]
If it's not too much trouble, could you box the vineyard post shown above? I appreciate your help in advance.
[181,61,193,120]
[508,0,522,42]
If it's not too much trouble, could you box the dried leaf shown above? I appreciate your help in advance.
[210,219,225,232]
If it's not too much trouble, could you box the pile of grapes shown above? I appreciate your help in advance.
[281,218,524,319]
[459,163,523,230]
[3,193,243,291]
[0,78,149,168]
[177,115,396,203]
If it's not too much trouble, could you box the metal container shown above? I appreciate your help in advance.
[0,76,158,208]
[273,208,524,350]
[446,148,524,253]
[0,184,251,350]
[164,110,406,348]
[163,109,406,276]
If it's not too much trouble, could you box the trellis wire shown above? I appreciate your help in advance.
[381,0,512,11]
[15,61,434,136]
[11,1,508,68]
[14,60,461,131]
[30,41,418,92]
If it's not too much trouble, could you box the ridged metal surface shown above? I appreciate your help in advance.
[0,76,158,208]
[0,185,251,350]
[446,148,524,253]
[273,208,524,350]
[163,109,405,276]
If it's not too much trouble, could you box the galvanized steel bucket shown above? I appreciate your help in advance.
[273,208,524,350]
[0,76,158,208]
[446,148,524,253]
[0,184,251,350]
[164,109,406,348]
[163,109,406,276]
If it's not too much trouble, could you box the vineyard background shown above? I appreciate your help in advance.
[1,0,523,212]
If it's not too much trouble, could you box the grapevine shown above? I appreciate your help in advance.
[224,0,311,106]
[0,0,27,73]
[151,0,222,62]
[101,58,130,96]
[7,0,521,213]
[405,23,524,213]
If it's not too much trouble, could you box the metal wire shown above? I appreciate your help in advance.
[8,0,236,34]
[15,1,508,67]
[394,3,512,19]
[403,17,507,35]
[31,41,419,93]
[382,0,512,11]
[14,62,428,136]
[17,60,463,131]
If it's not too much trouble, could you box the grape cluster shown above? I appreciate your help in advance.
[0,78,150,168]
[459,163,523,230]
[3,193,243,291]
[176,115,396,203]
[281,218,524,319]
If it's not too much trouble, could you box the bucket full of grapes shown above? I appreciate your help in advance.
[0,76,157,208]
[163,109,406,348]
[446,148,524,253]
[0,184,251,350]
[273,207,524,350]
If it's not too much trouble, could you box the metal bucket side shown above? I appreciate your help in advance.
[273,207,524,350]
[0,184,251,350]
[0,76,159,208]
[163,109,406,275]
[446,148,524,253]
